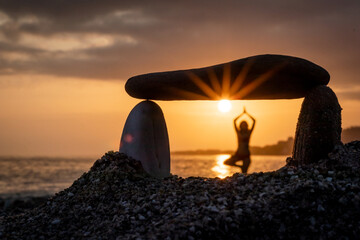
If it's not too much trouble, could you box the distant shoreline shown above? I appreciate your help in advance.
[171,150,289,156]
[171,149,232,155]
[172,136,294,156]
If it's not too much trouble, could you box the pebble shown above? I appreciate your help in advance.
[1,142,360,239]
[317,205,325,212]
[326,177,333,182]
[51,219,61,225]
[207,206,219,213]
[310,217,316,226]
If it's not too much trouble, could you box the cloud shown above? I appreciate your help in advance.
[0,51,31,61]
[84,10,158,28]
[0,10,10,25]
[339,92,360,101]
[0,0,359,99]
[334,86,360,100]
[16,32,136,51]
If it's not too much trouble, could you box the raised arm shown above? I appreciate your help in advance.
[246,112,256,132]
[233,112,244,131]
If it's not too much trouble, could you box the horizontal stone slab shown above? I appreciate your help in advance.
[125,54,330,100]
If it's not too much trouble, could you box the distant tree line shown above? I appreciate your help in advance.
[342,126,360,143]
[172,137,295,156]
[250,137,294,155]
[172,127,359,156]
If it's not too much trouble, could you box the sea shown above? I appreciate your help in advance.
[0,154,287,198]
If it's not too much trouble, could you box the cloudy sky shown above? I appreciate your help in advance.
[0,0,359,156]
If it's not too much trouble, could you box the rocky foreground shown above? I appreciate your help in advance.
[1,142,360,239]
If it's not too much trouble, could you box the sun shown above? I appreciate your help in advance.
[218,99,232,113]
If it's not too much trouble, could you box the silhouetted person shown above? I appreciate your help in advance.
[224,107,256,173]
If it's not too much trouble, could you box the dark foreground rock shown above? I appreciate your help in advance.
[292,85,342,165]
[1,142,360,239]
[0,196,49,217]
[126,54,330,100]
[120,100,170,178]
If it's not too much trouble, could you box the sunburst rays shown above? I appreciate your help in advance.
[186,71,219,99]
[177,60,287,100]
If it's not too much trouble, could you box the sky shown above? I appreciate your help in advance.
[0,0,359,157]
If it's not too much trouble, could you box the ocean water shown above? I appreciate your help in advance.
[0,154,287,198]
[172,154,287,178]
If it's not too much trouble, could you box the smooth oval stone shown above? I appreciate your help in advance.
[119,100,170,178]
[126,54,330,100]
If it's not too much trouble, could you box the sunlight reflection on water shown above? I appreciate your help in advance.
[171,154,286,178]
[211,154,232,179]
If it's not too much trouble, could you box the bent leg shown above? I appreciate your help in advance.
[241,157,251,173]
[224,156,237,166]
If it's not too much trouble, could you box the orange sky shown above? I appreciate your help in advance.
[0,74,358,157]
[0,1,359,156]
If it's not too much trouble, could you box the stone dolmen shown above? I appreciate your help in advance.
[120,54,341,177]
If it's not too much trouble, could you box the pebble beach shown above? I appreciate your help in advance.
[1,141,359,239]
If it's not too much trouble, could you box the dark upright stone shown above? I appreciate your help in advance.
[120,100,170,178]
[292,86,342,165]
[126,54,330,100]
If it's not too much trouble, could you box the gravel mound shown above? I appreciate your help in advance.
[1,142,360,239]
[0,196,49,217]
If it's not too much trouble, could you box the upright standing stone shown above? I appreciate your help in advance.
[292,86,342,165]
[120,100,170,178]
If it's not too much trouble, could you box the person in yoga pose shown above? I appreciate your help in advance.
[224,107,256,173]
